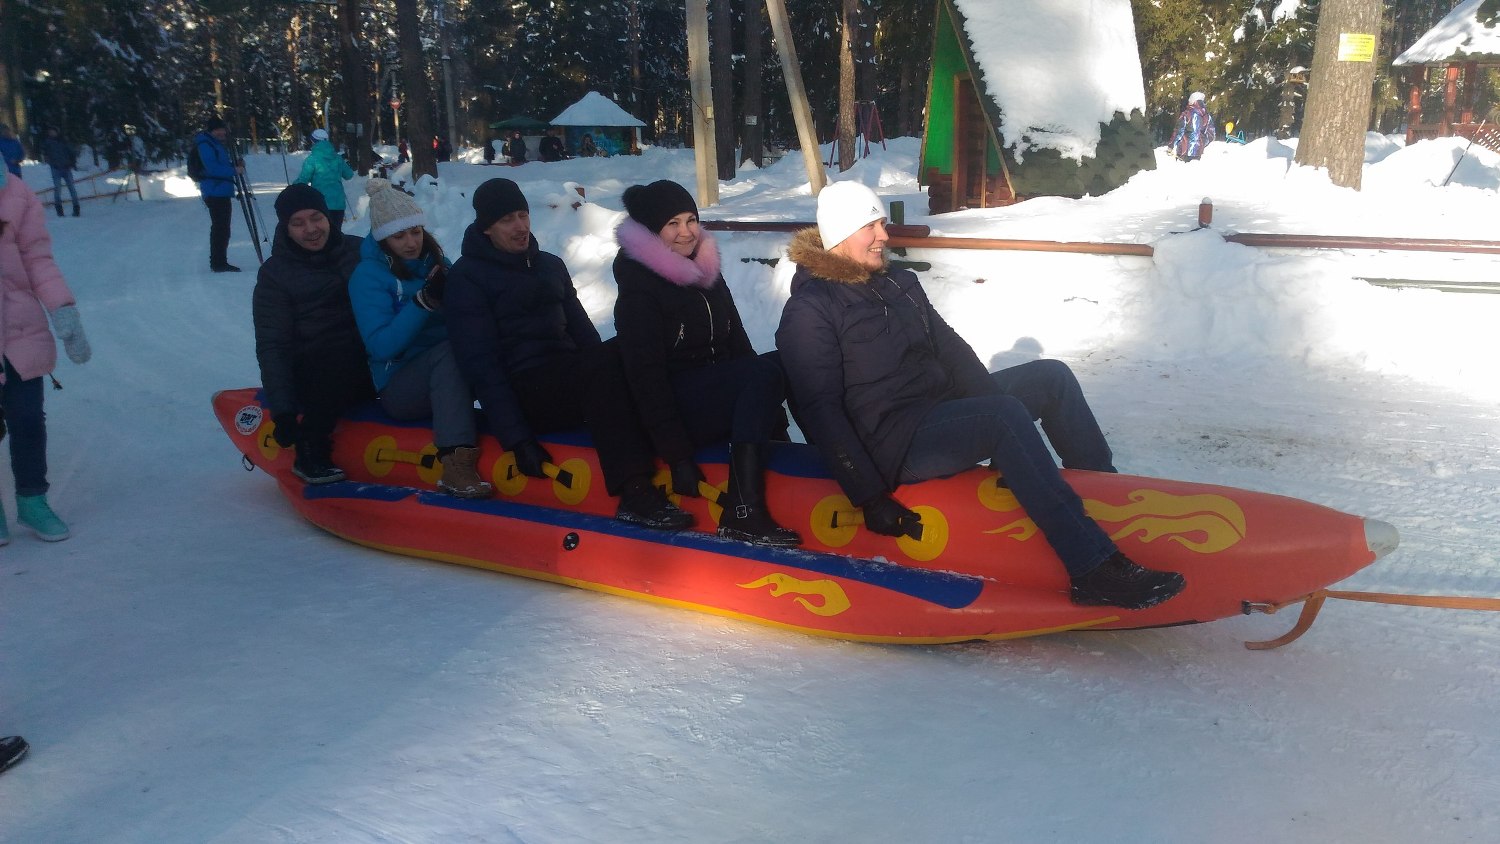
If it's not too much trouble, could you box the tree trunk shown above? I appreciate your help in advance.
[394,0,437,181]
[337,0,372,175]
[710,0,736,176]
[626,0,642,130]
[0,0,26,133]
[740,0,764,167]
[837,0,857,171]
[1295,0,1381,189]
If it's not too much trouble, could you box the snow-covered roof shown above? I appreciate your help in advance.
[549,92,646,128]
[1394,0,1500,65]
[950,0,1147,161]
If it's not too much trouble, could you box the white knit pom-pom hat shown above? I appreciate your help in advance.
[366,178,426,241]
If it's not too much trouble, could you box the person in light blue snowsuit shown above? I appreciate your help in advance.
[293,128,355,231]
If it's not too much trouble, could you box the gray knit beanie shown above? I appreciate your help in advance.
[366,178,426,241]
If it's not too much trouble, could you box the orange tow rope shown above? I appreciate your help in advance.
[1244,590,1500,650]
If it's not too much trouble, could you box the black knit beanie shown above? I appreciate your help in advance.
[274,183,329,226]
[205,116,227,132]
[473,178,529,232]
[623,180,698,234]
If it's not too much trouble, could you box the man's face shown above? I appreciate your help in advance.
[485,210,531,254]
[211,127,228,143]
[287,208,330,251]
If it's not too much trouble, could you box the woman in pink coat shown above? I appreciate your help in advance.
[0,165,91,542]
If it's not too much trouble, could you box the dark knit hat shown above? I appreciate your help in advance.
[274,183,329,226]
[473,178,529,232]
[205,116,227,132]
[622,180,698,234]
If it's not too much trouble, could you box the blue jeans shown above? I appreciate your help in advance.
[51,168,79,209]
[899,361,1115,575]
[2,358,49,496]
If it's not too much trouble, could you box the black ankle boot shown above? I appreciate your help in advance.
[717,443,801,547]
[54,203,63,217]
[616,476,694,530]
[1070,552,1185,610]
[292,438,345,485]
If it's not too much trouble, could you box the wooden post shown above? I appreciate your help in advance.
[765,0,826,195]
[686,0,719,207]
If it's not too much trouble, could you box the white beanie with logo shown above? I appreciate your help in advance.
[366,178,427,241]
[816,181,887,249]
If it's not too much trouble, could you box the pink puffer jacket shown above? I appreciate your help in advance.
[0,174,75,382]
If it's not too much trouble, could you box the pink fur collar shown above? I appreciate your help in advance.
[615,217,720,288]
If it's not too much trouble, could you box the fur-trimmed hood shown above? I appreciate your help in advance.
[786,227,885,284]
[614,217,720,289]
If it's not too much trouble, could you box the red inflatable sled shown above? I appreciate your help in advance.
[213,387,1398,644]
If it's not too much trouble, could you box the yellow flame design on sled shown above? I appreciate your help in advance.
[978,480,1247,553]
[739,573,852,617]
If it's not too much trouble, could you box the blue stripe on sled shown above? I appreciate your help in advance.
[304,482,983,609]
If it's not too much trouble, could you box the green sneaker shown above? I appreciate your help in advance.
[17,494,70,542]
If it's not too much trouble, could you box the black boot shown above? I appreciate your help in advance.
[616,475,694,530]
[54,202,63,217]
[717,443,801,547]
[292,437,346,485]
[72,204,80,217]
[1070,552,1185,610]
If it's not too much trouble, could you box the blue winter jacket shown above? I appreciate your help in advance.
[293,140,354,211]
[348,233,452,391]
[0,136,23,177]
[193,130,237,198]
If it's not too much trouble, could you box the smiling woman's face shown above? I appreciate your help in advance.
[829,218,888,271]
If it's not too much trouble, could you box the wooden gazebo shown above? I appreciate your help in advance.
[1393,0,1500,144]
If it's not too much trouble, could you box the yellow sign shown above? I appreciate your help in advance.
[1338,33,1375,62]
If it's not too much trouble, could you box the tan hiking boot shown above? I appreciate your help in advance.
[438,446,494,499]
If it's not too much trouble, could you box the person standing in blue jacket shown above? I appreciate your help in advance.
[193,116,243,272]
[0,124,24,178]
[293,128,355,232]
[348,178,491,499]
[40,127,80,218]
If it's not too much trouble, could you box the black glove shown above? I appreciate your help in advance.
[413,264,448,311]
[424,263,447,302]
[511,438,552,479]
[670,459,705,498]
[272,413,300,448]
[861,494,922,539]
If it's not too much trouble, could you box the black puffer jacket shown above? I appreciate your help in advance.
[775,228,997,505]
[446,223,600,448]
[252,227,365,416]
[612,219,755,462]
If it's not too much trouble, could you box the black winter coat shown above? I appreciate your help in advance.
[612,220,756,463]
[445,223,600,448]
[775,229,997,506]
[252,227,366,417]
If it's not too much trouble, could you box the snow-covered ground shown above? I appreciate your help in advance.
[2,133,1498,842]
